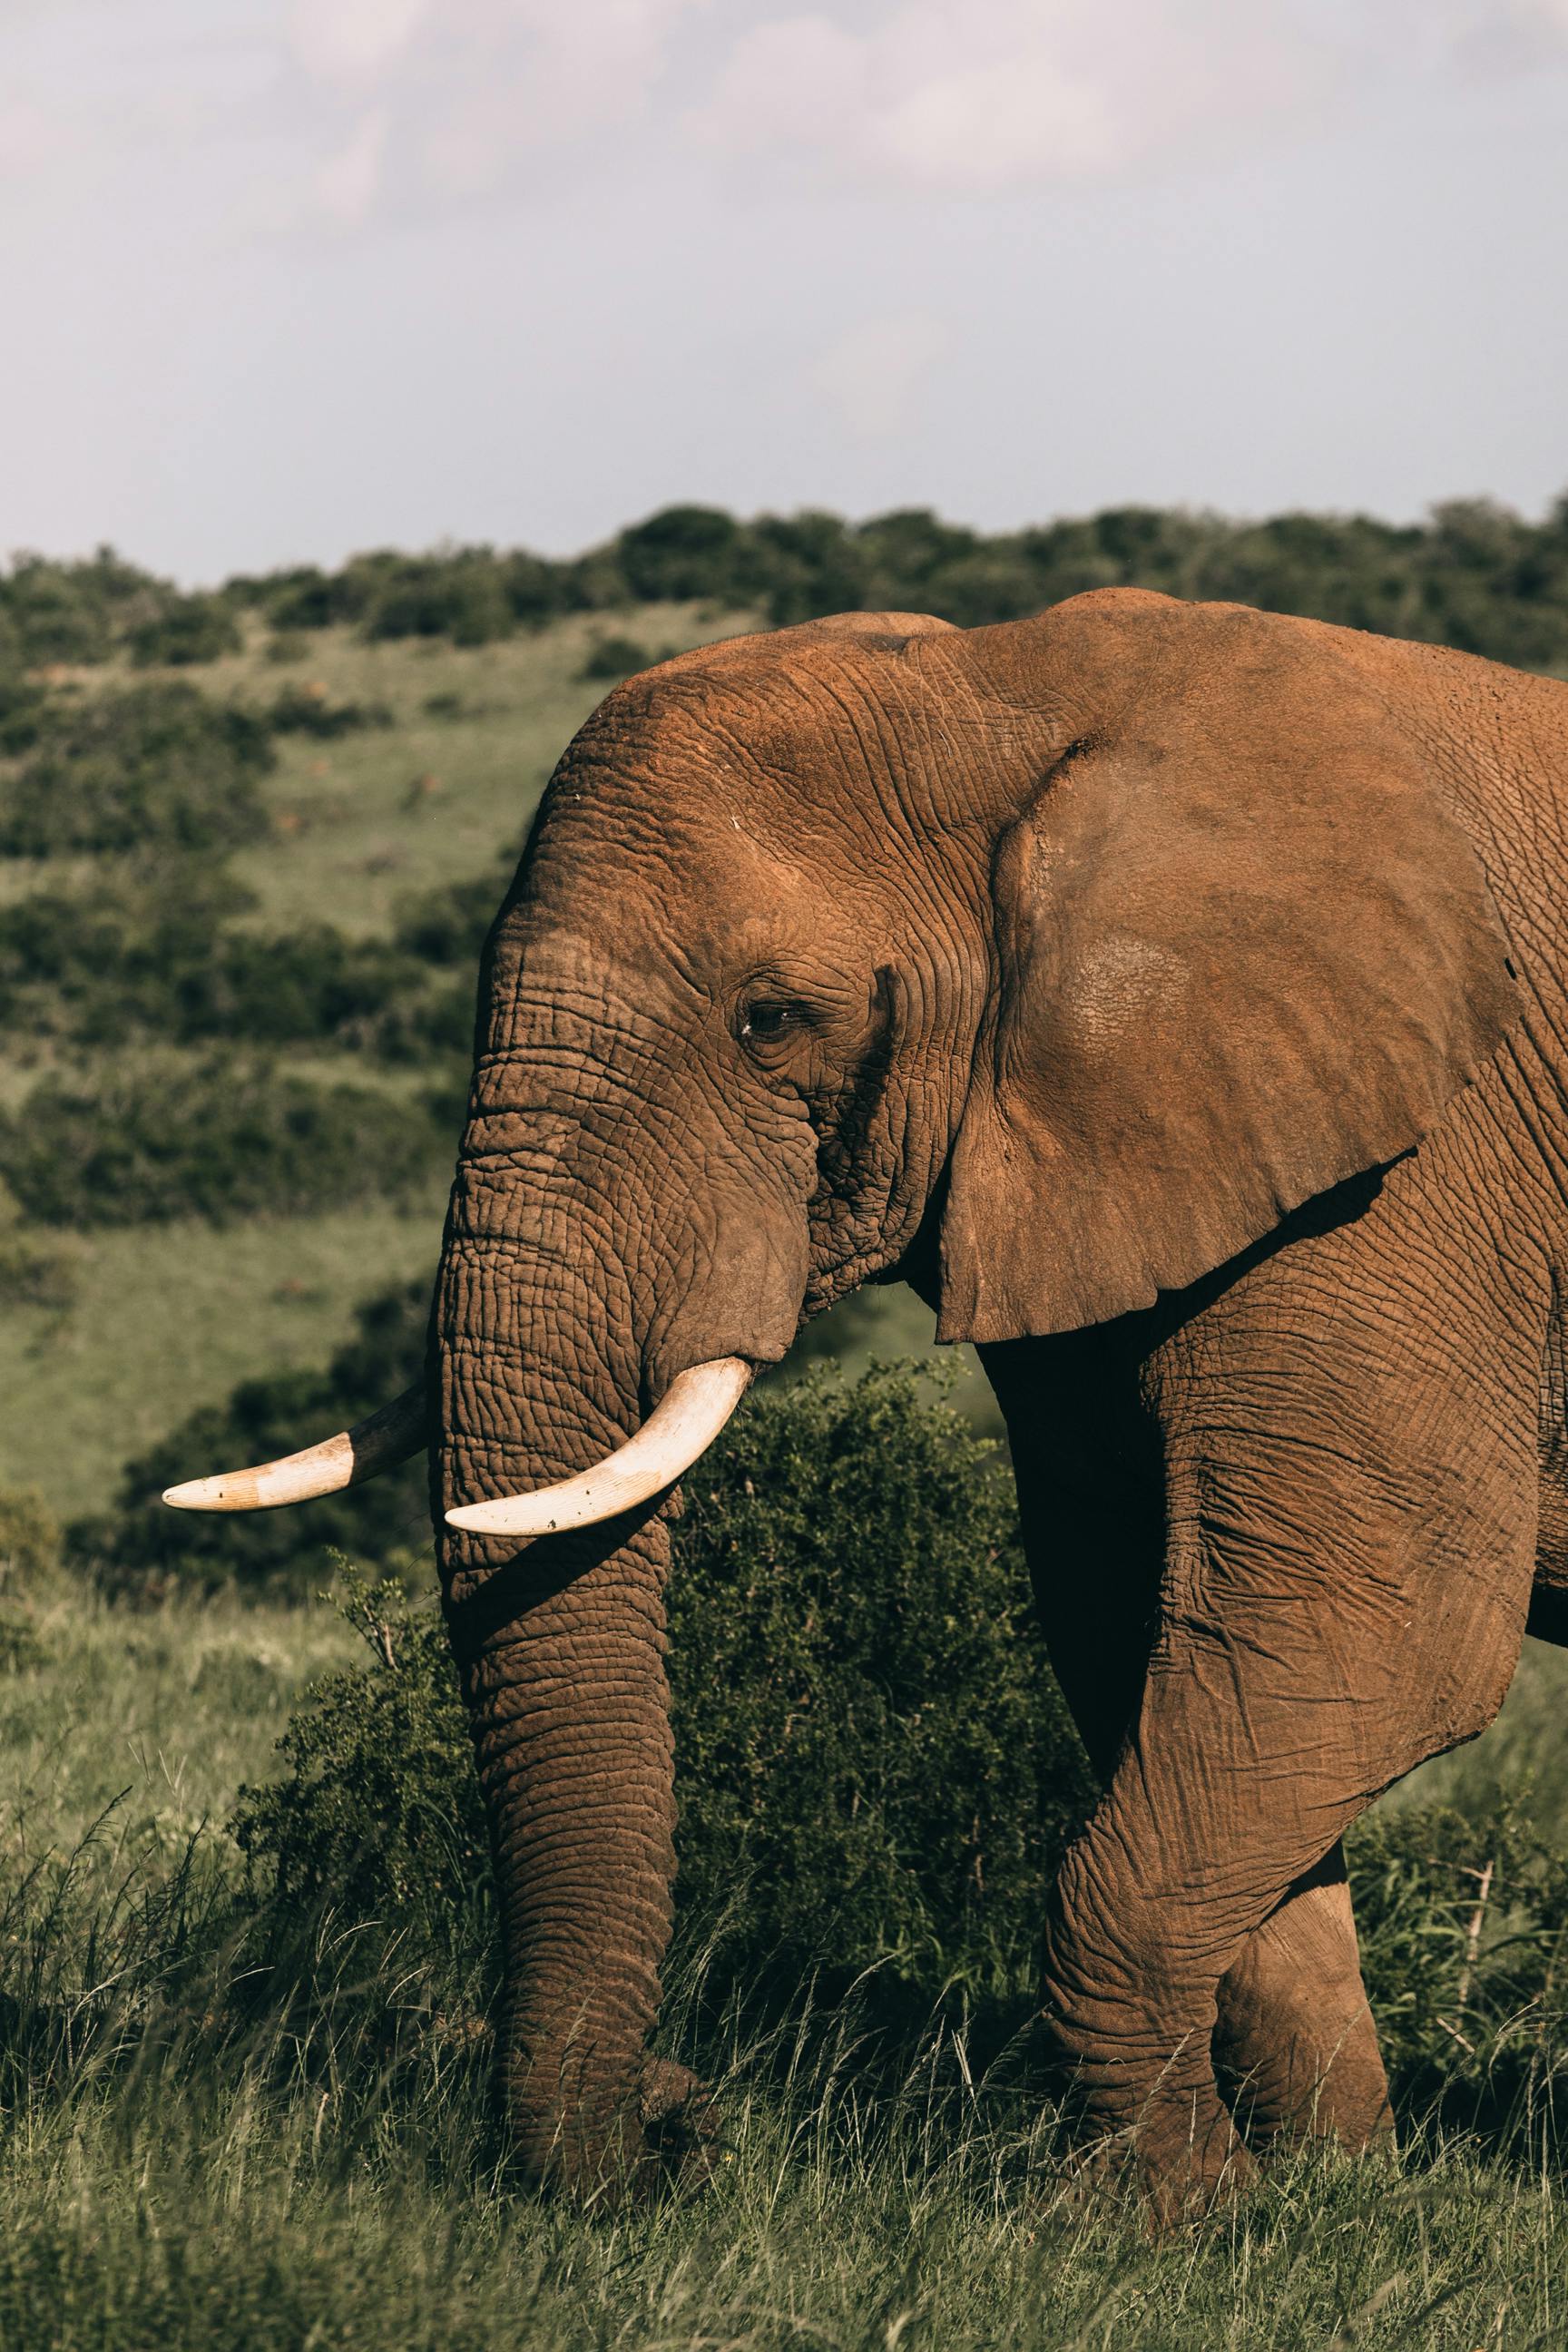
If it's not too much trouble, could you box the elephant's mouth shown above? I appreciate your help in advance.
[159,1356,753,1549]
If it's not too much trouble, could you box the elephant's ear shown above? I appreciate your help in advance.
[936,653,1521,1342]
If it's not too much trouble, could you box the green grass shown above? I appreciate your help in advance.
[213,605,757,937]
[4,1583,1568,2351]
[0,1199,446,1511]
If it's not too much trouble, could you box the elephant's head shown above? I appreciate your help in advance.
[165,589,1516,2194]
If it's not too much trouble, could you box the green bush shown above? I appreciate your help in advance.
[0,864,484,1059]
[0,1060,451,1231]
[234,1566,487,1936]
[0,681,273,858]
[0,547,171,667]
[87,493,1568,670]
[264,685,394,738]
[0,1485,62,1592]
[127,593,242,667]
[579,633,658,682]
[0,1230,80,1311]
[74,1277,435,1596]
[359,554,514,647]
[390,863,507,967]
[1348,1797,1568,2123]
[232,1366,1097,2002]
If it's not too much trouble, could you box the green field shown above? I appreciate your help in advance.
[5,573,1568,2347]
[1,1580,1566,2351]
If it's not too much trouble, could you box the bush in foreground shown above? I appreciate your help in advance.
[233,1367,1095,2003]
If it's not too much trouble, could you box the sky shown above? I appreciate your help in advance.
[1,0,1566,583]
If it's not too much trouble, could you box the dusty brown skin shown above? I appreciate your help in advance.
[432,588,1568,2220]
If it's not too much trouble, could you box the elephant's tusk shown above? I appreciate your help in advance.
[445,1357,750,1539]
[161,1384,429,1513]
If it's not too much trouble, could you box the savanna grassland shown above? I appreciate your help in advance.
[5,507,1568,2348]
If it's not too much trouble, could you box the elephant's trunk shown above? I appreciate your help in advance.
[435,1084,803,2197]
[438,1240,683,2193]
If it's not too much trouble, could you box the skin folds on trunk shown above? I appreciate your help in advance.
[435,1024,806,2193]
[437,1215,693,2196]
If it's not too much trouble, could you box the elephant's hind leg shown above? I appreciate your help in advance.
[1212,1844,1392,2151]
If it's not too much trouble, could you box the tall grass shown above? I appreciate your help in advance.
[4,1828,1567,2350]
[5,1583,1568,2347]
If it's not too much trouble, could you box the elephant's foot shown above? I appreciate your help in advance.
[1213,1862,1393,2153]
[1054,2073,1258,2231]
[1132,2089,1259,2230]
[633,2055,724,2196]
[503,2046,720,2210]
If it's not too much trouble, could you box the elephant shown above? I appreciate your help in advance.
[164,584,1568,2223]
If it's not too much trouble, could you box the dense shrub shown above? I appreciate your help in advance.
[0,867,255,1042]
[0,548,172,667]
[0,1061,451,1231]
[614,505,750,603]
[358,553,515,647]
[0,1230,81,1311]
[579,633,658,681]
[233,1567,486,1934]
[12,501,1568,671]
[263,684,393,738]
[0,670,47,753]
[74,1277,435,1595]
[1349,1797,1568,2120]
[390,862,507,967]
[127,593,242,667]
[232,1366,1096,2000]
[0,681,273,858]
[0,1485,62,1592]
[220,1357,1568,2071]
[0,861,491,1059]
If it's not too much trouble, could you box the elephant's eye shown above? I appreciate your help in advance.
[740,997,808,1044]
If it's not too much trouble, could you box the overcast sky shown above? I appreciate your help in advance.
[2,0,1565,583]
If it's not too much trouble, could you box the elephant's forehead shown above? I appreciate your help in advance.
[512,808,838,983]
[557,654,936,816]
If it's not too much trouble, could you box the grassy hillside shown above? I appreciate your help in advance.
[0,603,764,1511]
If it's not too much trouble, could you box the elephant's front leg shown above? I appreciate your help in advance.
[1041,1377,1535,2223]
[988,1332,1389,2169]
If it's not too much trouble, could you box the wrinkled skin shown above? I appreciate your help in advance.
[433,590,1568,2220]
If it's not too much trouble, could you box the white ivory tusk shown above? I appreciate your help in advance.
[445,1357,750,1539]
[162,1383,429,1514]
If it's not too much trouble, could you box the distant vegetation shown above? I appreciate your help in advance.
[6,491,1568,676]
[0,1061,456,1233]
[0,680,273,858]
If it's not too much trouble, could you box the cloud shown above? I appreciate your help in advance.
[274,0,717,213]
[285,0,429,83]
[311,107,388,224]
[808,312,947,439]
[691,0,1568,191]
[414,0,714,195]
